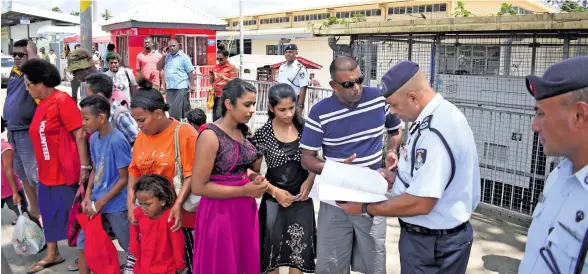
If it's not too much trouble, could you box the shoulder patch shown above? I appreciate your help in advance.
[299,71,306,79]
[414,148,427,170]
[419,115,433,130]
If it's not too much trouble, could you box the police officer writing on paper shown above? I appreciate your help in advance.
[338,61,481,274]
[518,56,588,274]
[277,44,309,113]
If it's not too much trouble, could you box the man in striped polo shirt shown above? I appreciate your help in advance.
[301,56,403,274]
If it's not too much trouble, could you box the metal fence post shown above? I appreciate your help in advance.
[530,35,538,75]
[407,34,413,61]
[430,35,440,88]
[563,35,570,60]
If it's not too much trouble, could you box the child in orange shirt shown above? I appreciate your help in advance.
[130,174,187,274]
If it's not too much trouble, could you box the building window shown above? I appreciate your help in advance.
[389,3,446,15]
[438,45,501,75]
[260,16,290,24]
[336,8,381,18]
[514,6,533,14]
[217,39,252,56]
[266,45,282,55]
[232,21,238,27]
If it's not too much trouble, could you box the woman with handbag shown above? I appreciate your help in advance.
[20,59,91,274]
[126,78,198,273]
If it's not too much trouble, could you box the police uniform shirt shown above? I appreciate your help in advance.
[518,160,588,273]
[277,59,309,96]
[391,93,481,229]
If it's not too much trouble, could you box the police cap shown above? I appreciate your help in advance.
[377,60,420,98]
[284,44,298,51]
[526,56,588,101]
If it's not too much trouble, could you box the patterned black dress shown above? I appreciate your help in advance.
[252,121,317,274]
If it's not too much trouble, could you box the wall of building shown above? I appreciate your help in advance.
[225,0,557,31]
[251,36,351,86]
[2,20,54,54]
[9,20,52,40]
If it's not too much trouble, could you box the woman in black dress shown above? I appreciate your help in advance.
[252,83,317,274]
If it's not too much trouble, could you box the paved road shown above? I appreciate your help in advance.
[1,86,528,273]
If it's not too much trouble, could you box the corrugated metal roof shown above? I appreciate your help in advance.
[103,0,226,27]
[1,3,80,25]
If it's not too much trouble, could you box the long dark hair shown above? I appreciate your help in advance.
[221,78,257,139]
[268,83,304,133]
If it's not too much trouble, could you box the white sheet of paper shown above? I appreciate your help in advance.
[317,160,388,203]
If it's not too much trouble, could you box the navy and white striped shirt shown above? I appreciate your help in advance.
[300,87,403,170]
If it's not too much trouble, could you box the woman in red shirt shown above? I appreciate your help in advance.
[20,59,91,274]
[130,174,186,274]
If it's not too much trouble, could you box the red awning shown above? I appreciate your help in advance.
[64,35,112,44]
[270,56,323,69]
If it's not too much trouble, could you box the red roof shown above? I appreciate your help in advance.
[270,57,323,69]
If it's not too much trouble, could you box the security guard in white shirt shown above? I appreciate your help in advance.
[518,56,588,274]
[339,61,481,274]
[276,44,309,113]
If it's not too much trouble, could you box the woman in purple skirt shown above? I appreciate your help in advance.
[191,78,269,274]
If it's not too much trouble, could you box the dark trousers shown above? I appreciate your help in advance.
[399,222,473,274]
[212,96,223,122]
[71,79,80,103]
[166,88,191,120]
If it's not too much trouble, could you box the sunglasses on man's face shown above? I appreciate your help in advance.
[334,75,365,89]
[12,52,28,58]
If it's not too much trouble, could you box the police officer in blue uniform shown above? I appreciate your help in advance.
[519,56,588,274]
[339,61,481,274]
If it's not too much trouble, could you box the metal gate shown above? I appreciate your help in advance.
[351,31,588,223]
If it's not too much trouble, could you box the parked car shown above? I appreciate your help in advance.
[1,55,14,88]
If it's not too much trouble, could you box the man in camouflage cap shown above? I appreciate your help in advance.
[67,49,99,102]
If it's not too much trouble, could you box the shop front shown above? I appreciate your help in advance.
[101,1,226,71]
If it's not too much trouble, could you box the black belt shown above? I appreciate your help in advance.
[399,219,468,236]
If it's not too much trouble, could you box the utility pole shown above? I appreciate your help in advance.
[239,0,244,77]
[80,0,93,51]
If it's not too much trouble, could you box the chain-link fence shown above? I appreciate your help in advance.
[350,31,588,223]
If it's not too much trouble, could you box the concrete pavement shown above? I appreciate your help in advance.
[1,203,527,274]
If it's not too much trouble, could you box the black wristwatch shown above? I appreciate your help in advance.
[361,203,373,218]
[297,104,304,108]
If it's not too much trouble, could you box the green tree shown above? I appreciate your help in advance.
[51,7,62,13]
[453,1,472,17]
[101,9,113,20]
[70,10,80,16]
[322,14,366,27]
[498,3,519,15]
[560,0,586,12]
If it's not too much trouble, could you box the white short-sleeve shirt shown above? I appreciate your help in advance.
[391,93,481,229]
[277,59,309,96]
[519,160,588,274]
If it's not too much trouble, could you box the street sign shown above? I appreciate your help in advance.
[19,16,30,25]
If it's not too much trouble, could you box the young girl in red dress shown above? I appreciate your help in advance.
[129,174,187,274]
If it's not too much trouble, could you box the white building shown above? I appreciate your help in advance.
[1,2,80,54]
